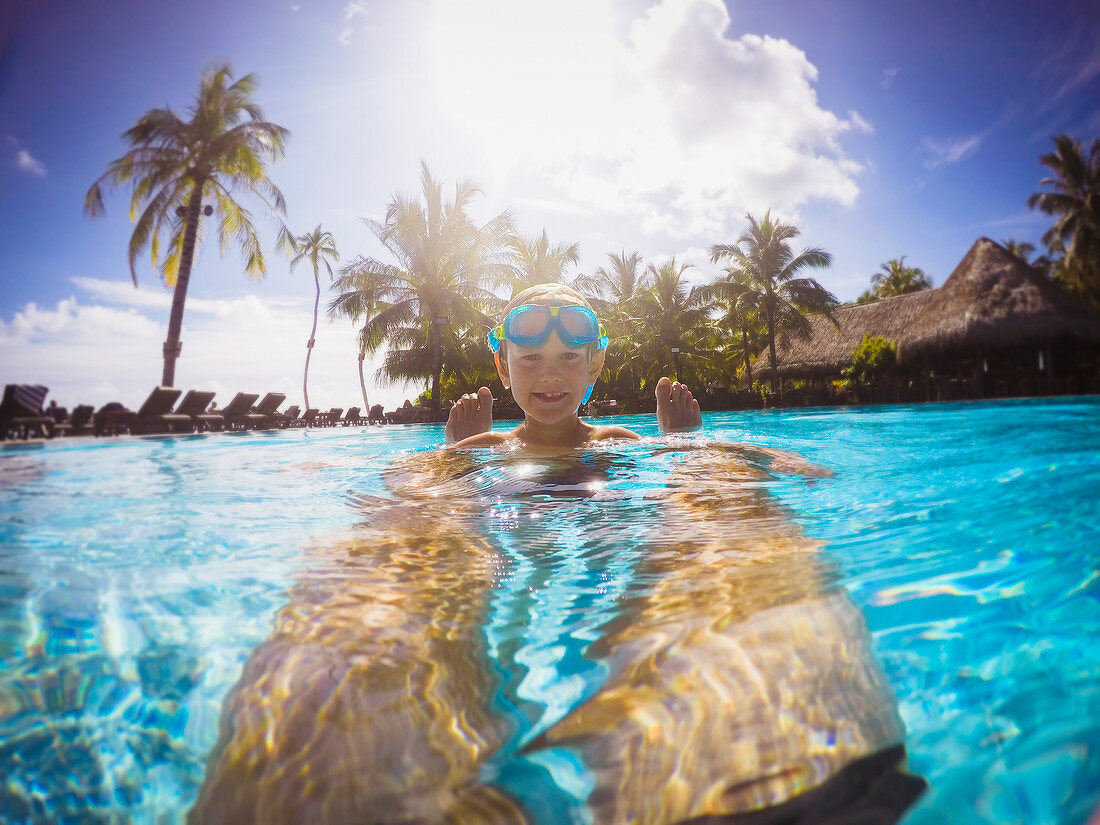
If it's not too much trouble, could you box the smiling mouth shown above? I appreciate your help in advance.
[533,392,568,402]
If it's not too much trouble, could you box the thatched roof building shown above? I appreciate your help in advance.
[776,237,1100,377]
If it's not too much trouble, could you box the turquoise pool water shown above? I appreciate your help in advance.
[1,397,1098,823]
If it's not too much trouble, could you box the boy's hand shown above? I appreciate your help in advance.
[655,377,702,432]
[445,387,495,443]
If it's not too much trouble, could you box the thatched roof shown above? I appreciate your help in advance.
[776,237,1100,375]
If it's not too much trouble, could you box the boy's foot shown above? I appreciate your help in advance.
[655,377,702,432]
[445,387,495,443]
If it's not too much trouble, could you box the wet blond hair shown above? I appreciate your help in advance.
[500,283,595,317]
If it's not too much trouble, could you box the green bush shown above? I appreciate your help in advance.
[842,335,897,384]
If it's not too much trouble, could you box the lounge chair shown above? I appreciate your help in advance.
[211,393,261,430]
[0,384,53,440]
[173,390,219,432]
[279,405,300,427]
[368,404,386,424]
[323,408,343,427]
[69,405,95,436]
[339,407,363,426]
[95,387,182,436]
[299,408,321,428]
[46,402,70,436]
[252,393,286,429]
[135,388,204,434]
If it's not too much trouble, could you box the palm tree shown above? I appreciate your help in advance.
[698,271,766,388]
[288,225,338,411]
[328,257,396,412]
[856,257,932,303]
[710,211,837,391]
[573,251,651,406]
[505,230,581,294]
[85,64,291,386]
[1027,135,1100,308]
[633,259,713,387]
[374,323,497,402]
[574,250,648,322]
[339,161,512,421]
[1001,239,1037,263]
[1000,239,1059,278]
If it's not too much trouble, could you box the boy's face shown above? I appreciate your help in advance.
[496,313,605,427]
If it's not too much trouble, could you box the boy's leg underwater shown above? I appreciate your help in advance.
[189,501,525,825]
[521,448,908,824]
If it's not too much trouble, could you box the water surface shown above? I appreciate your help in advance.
[1,398,1097,823]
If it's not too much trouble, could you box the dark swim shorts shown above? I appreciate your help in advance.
[680,745,927,825]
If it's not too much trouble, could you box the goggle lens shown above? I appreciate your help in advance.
[557,307,600,340]
[508,307,559,340]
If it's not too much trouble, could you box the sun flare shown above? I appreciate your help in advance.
[427,1,624,174]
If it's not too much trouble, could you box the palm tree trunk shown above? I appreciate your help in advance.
[303,267,320,410]
[162,184,205,387]
[741,325,753,387]
[358,351,369,412]
[765,297,779,392]
[429,320,442,422]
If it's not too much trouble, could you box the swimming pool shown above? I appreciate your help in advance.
[1,397,1098,823]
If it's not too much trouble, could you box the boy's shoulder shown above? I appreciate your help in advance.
[449,430,513,449]
[586,423,642,442]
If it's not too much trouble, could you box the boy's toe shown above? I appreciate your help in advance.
[476,386,494,411]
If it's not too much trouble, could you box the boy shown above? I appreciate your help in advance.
[445,284,701,447]
[191,283,918,823]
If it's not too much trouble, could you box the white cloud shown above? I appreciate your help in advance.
[848,111,874,134]
[425,0,869,239]
[71,276,172,310]
[339,1,370,46]
[972,210,1049,231]
[881,66,898,90]
[921,134,983,169]
[15,148,46,176]
[0,281,417,414]
[1044,24,1100,103]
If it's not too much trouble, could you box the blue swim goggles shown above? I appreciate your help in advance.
[487,304,609,353]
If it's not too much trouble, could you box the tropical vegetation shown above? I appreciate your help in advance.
[573,251,651,407]
[631,259,712,389]
[505,230,580,295]
[709,211,838,391]
[1027,135,1100,311]
[86,64,291,386]
[329,196,848,413]
[841,334,897,386]
[698,268,767,389]
[330,161,512,421]
[856,257,932,303]
[327,257,394,412]
[87,80,1095,413]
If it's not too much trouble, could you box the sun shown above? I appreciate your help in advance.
[426,0,624,175]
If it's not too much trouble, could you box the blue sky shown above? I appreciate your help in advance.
[1,0,1097,411]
